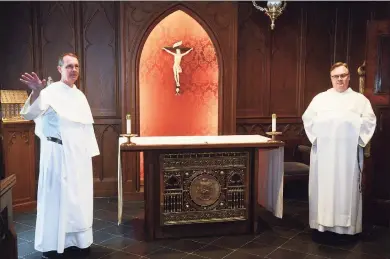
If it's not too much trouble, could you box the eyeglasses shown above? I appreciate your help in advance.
[331,73,349,79]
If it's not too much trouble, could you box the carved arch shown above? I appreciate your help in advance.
[135,4,223,133]
[136,4,223,69]
[120,1,237,136]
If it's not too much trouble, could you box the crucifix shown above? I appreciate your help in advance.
[162,41,193,95]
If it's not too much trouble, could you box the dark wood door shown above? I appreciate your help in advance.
[364,20,390,227]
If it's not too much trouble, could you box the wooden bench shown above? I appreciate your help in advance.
[0,174,18,259]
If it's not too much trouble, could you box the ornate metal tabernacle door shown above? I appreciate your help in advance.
[160,151,250,226]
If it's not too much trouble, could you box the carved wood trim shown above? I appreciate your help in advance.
[2,122,37,212]
[75,1,83,92]
[237,122,305,138]
[0,174,16,198]
[297,7,307,116]
[7,131,30,148]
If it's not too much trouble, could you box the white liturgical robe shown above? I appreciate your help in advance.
[302,87,376,235]
[20,81,99,253]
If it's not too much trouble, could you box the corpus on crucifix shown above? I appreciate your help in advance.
[162,41,193,94]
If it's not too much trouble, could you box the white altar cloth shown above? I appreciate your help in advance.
[117,135,284,225]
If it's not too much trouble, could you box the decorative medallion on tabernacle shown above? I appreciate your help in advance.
[160,151,249,225]
[190,174,221,207]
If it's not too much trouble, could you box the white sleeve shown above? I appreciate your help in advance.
[358,98,376,147]
[86,124,100,157]
[302,97,318,145]
[20,91,49,121]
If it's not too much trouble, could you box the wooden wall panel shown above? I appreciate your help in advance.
[371,107,390,226]
[371,107,390,200]
[2,1,390,201]
[269,4,303,117]
[236,119,307,162]
[236,1,390,162]
[237,4,269,118]
[2,122,36,212]
[347,3,372,91]
[82,1,121,196]
[333,4,350,67]
[38,2,76,81]
[0,3,34,90]
[82,2,121,196]
[236,2,390,124]
[93,122,121,196]
[0,1,121,199]
[303,3,335,108]
[82,2,118,117]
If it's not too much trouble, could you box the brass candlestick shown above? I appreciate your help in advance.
[267,113,282,142]
[266,131,282,142]
[120,134,138,145]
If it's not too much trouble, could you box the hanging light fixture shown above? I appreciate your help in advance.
[252,1,287,30]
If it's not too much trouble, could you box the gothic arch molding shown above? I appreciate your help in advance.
[135,5,222,134]
[136,4,223,75]
[120,1,237,137]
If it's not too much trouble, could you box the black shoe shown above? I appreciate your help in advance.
[64,246,91,257]
[42,251,60,259]
[340,233,360,244]
[80,247,91,256]
[312,230,359,246]
[311,230,335,245]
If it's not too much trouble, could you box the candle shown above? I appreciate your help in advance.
[272,113,276,132]
[126,114,131,134]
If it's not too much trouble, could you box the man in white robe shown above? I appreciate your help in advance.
[302,62,376,241]
[19,53,99,258]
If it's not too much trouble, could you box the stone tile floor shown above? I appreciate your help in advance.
[14,197,390,259]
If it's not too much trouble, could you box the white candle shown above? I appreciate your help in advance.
[272,113,276,132]
[126,114,131,134]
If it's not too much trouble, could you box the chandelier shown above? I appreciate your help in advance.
[252,1,287,30]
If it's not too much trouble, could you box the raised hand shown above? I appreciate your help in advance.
[20,72,47,92]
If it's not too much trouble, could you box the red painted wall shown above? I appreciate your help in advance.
[139,10,219,137]
[139,10,219,180]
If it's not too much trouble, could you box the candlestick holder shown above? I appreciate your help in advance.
[120,134,138,145]
[266,131,282,142]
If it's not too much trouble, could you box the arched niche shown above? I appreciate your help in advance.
[137,8,220,181]
[120,2,237,194]
[138,9,219,137]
